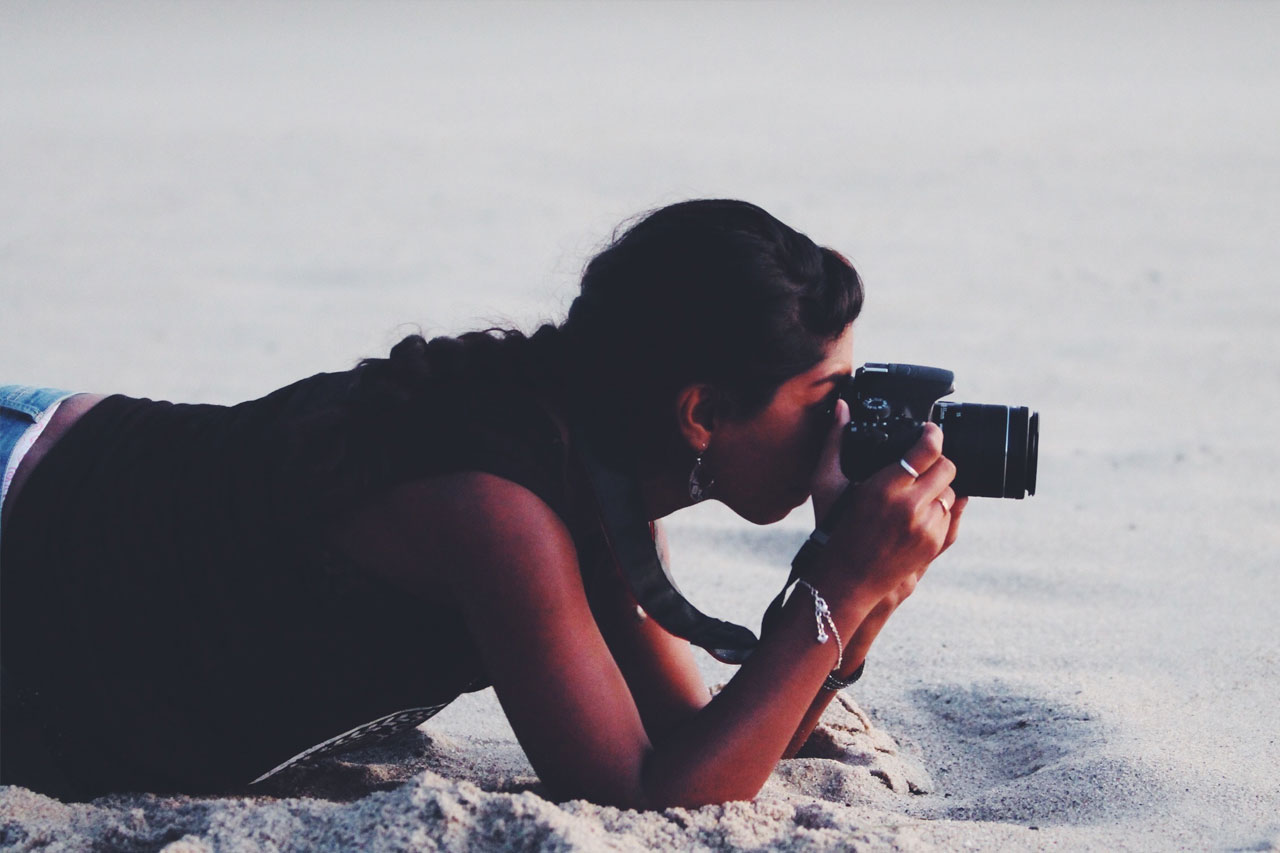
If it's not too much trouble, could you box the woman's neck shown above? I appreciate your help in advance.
[637,466,697,522]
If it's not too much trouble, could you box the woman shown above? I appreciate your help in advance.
[0,199,964,806]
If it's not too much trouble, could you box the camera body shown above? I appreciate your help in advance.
[839,363,1038,499]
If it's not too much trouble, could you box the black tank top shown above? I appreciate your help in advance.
[0,367,599,798]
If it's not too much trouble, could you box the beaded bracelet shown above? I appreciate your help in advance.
[822,660,866,692]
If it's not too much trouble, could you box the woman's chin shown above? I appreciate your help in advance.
[736,493,809,525]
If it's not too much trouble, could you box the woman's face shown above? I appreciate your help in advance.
[708,325,854,524]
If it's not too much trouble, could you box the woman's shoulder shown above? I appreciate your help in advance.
[333,469,580,599]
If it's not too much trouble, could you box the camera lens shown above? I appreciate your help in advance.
[931,403,1039,498]
[1026,411,1039,497]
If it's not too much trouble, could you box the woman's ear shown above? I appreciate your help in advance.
[674,384,719,452]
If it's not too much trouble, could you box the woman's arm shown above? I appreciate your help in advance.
[428,473,877,807]
[390,423,956,808]
[392,470,831,807]
[782,495,967,757]
[588,519,712,744]
[774,402,965,757]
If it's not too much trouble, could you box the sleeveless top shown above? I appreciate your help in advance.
[0,364,609,799]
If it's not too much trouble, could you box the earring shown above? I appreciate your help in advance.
[688,446,715,502]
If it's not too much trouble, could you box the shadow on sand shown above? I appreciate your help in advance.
[904,681,1156,824]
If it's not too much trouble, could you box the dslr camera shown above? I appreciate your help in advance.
[839,363,1038,498]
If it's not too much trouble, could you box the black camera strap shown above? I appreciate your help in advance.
[572,422,860,666]
[572,424,759,664]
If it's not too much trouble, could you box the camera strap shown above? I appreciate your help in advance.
[571,422,859,666]
[571,423,758,663]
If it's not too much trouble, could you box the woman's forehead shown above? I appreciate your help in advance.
[808,327,854,379]
[781,327,853,395]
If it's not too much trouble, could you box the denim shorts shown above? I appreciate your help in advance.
[0,385,76,553]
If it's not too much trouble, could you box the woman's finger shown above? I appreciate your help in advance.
[915,455,957,504]
[811,398,851,522]
[940,496,968,553]
[897,422,944,486]
[930,485,957,517]
[817,398,851,474]
[949,494,968,529]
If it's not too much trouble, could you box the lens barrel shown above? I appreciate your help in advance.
[931,402,1038,498]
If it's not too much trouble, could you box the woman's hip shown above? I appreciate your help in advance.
[0,384,77,541]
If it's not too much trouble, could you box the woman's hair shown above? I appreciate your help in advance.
[353,199,864,467]
[559,199,864,463]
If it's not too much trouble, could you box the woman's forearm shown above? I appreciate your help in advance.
[779,581,905,757]
[779,614,885,758]
[635,587,879,808]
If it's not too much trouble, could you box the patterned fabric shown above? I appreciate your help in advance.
[250,703,452,784]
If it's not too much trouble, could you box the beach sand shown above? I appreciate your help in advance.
[2,2,1278,850]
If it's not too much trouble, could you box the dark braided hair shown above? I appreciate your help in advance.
[350,199,864,469]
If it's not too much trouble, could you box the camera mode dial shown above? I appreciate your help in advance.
[859,397,891,421]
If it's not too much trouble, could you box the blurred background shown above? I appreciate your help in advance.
[3,1,1277,842]
[6,3,1274,407]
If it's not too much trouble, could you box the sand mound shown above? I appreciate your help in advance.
[0,694,945,852]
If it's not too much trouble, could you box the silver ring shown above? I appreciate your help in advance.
[936,496,952,513]
[899,458,920,479]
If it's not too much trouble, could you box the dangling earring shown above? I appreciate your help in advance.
[688,446,715,502]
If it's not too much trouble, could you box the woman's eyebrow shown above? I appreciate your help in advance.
[810,370,850,388]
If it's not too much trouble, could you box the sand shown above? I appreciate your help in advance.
[2,2,1278,850]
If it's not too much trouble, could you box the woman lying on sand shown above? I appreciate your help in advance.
[0,199,964,807]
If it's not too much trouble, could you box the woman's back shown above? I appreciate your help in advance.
[1,360,583,798]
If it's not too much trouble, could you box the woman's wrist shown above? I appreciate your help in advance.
[804,564,884,631]
[822,659,866,691]
[834,657,867,682]
[785,521,890,681]
[799,573,890,688]
[793,580,846,671]
[793,576,879,659]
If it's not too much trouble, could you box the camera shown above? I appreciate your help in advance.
[838,363,1038,498]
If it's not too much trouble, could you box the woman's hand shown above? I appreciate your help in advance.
[781,491,966,759]
[809,418,963,611]
[841,494,965,662]
[857,480,967,612]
